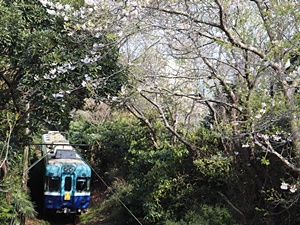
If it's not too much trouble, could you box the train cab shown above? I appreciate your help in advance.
[42,131,91,214]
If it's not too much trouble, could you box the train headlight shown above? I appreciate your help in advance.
[63,166,75,173]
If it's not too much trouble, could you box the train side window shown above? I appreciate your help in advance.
[65,177,72,191]
[76,177,90,192]
[47,176,60,192]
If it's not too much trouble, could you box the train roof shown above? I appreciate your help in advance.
[42,131,69,144]
[42,131,86,163]
[47,158,85,163]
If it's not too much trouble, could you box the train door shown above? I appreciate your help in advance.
[61,175,74,208]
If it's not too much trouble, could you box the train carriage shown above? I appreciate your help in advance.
[42,131,91,214]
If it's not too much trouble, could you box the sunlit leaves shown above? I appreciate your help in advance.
[194,153,232,181]
[1,0,128,132]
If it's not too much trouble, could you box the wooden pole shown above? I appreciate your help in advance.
[21,103,30,225]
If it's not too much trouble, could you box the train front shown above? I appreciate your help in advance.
[44,150,91,214]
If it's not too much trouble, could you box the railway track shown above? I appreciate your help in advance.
[53,215,78,225]
[27,214,80,225]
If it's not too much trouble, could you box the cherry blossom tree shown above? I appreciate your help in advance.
[115,0,300,171]
[0,0,127,133]
[108,0,300,221]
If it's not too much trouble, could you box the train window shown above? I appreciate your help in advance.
[65,177,72,191]
[46,177,60,192]
[76,177,90,192]
[55,150,76,159]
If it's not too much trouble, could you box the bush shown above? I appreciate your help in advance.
[166,204,235,225]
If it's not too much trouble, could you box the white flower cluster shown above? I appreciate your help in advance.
[256,131,292,144]
[271,131,283,142]
[43,62,77,80]
[79,42,103,66]
[82,76,105,89]
[40,0,72,18]
[40,0,97,25]
[84,0,101,6]
[81,74,92,87]
[257,133,269,140]
[255,102,267,119]
[280,182,297,193]
[40,0,143,40]
[242,143,249,148]
[81,54,101,64]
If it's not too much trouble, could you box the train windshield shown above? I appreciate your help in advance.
[46,176,60,192]
[76,177,90,192]
[65,176,72,191]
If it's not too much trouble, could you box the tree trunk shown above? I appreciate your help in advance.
[21,103,30,225]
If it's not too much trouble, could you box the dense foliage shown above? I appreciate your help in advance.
[70,109,298,224]
[0,0,299,224]
[0,0,126,136]
[0,0,126,223]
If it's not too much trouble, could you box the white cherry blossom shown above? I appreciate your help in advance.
[280,182,289,190]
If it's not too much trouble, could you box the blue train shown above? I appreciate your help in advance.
[41,131,91,214]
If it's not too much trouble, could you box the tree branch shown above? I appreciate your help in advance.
[125,101,159,149]
[218,191,247,225]
[139,91,198,154]
[254,134,300,173]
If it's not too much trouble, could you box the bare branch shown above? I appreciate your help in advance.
[125,101,159,149]
[139,91,198,153]
[254,134,300,173]
[250,0,275,41]
[218,191,247,225]
[143,6,221,28]
[0,113,15,172]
